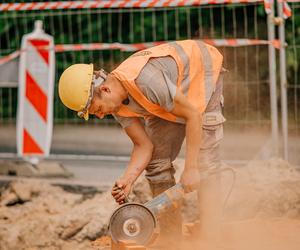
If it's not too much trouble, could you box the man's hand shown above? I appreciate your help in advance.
[111,177,133,205]
[180,168,200,193]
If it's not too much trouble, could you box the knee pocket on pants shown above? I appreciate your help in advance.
[201,112,225,149]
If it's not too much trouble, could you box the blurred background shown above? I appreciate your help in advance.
[0,0,299,167]
[1,1,300,250]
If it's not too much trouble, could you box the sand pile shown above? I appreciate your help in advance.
[0,177,151,250]
[0,180,114,250]
[175,158,300,222]
[178,158,300,250]
[223,158,300,219]
[0,158,300,250]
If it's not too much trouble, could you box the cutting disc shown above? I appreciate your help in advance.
[109,203,157,245]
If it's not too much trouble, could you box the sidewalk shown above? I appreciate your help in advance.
[1,124,299,164]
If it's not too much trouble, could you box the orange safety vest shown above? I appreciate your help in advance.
[112,40,223,122]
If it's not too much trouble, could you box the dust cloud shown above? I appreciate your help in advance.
[177,158,300,250]
[1,158,300,250]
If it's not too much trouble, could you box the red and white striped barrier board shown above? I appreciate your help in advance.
[17,21,55,160]
[0,39,282,66]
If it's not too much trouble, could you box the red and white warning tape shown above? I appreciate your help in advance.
[0,50,21,66]
[0,0,267,11]
[263,0,272,14]
[279,0,292,18]
[264,0,292,18]
[0,39,282,66]
[55,41,166,52]
[204,38,281,48]
[0,0,293,19]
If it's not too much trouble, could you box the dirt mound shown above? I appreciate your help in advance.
[177,158,300,250]
[174,158,300,222]
[0,177,150,250]
[0,158,300,250]
[224,158,300,219]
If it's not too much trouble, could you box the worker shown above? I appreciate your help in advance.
[58,39,226,249]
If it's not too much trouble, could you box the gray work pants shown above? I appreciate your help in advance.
[144,72,225,194]
[144,73,225,249]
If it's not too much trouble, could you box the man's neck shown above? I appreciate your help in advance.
[110,74,128,103]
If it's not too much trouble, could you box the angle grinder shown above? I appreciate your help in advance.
[108,183,184,245]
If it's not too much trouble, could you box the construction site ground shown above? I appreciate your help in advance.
[0,124,300,250]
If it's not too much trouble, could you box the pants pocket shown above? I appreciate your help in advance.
[201,111,226,149]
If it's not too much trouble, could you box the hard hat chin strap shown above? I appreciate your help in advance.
[77,69,107,119]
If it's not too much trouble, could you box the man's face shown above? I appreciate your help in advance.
[88,86,121,119]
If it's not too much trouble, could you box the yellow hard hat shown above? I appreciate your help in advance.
[58,64,93,120]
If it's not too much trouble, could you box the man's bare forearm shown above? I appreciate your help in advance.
[121,118,154,184]
[185,112,202,170]
[122,142,153,184]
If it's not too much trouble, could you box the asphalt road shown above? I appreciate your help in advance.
[0,123,299,187]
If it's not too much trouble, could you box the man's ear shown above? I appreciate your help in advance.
[100,85,111,93]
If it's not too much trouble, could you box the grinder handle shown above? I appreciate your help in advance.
[144,183,185,215]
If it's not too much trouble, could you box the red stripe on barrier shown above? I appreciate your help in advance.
[76,2,85,9]
[63,2,73,10]
[283,1,292,18]
[163,0,174,7]
[178,0,187,7]
[29,39,49,64]
[23,128,43,154]
[149,0,161,7]
[227,39,238,46]
[104,0,115,8]
[271,39,280,49]
[119,0,129,7]
[40,2,49,10]
[27,3,35,11]
[93,1,102,8]
[25,71,48,122]
[54,45,64,52]
[134,0,145,7]
[250,39,260,45]
[15,3,24,11]
[134,43,148,50]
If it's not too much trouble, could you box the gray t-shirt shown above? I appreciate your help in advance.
[113,56,180,128]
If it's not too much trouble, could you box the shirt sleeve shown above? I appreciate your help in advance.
[112,114,134,128]
[135,57,178,112]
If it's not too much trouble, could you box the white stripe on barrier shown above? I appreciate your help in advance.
[26,41,50,94]
[23,99,47,152]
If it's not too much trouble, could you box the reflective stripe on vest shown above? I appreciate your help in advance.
[169,42,190,96]
[112,40,223,122]
[196,40,214,106]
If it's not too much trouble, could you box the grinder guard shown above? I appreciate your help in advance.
[109,203,158,245]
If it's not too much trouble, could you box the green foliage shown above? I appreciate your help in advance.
[0,2,299,122]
